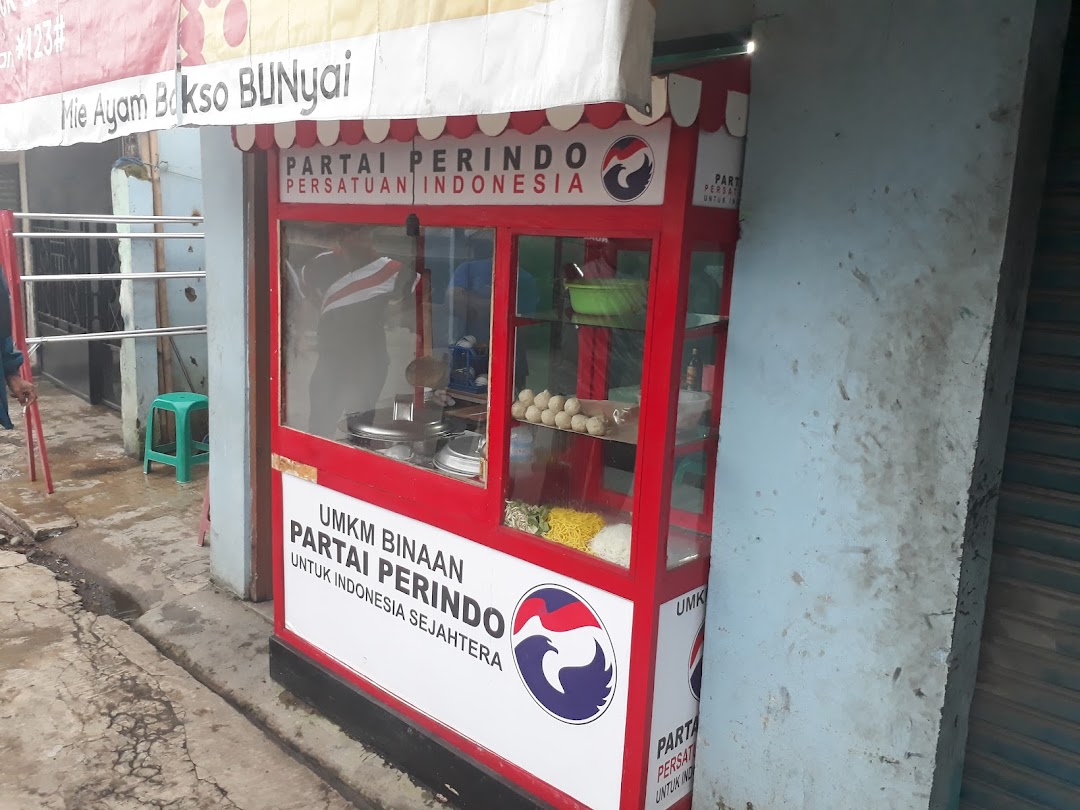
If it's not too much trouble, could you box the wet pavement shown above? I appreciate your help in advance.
[0,382,209,612]
[0,383,442,810]
[0,549,352,810]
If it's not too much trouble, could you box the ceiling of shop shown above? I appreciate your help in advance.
[654,0,754,41]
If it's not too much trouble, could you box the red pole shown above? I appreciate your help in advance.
[31,394,53,493]
[0,210,54,493]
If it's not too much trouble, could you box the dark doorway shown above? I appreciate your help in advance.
[30,222,123,408]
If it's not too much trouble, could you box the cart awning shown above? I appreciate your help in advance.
[0,0,659,152]
[232,70,751,150]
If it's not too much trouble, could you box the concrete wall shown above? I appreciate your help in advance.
[157,128,208,395]
[693,2,1068,808]
[654,0,752,40]
[112,130,206,455]
[111,172,160,456]
[200,126,251,597]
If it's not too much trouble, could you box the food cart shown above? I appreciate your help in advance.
[243,57,749,810]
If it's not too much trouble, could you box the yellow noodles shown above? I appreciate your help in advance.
[544,508,606,552]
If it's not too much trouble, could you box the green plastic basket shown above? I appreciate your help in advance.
[566,279,648,316]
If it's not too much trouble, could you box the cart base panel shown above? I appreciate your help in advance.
[269,635,549,810]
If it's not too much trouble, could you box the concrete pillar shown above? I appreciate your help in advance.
[692,1,1068,808]
[112,170,159,456]
[200,126,251,598]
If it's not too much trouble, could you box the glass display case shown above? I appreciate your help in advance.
[265,57,748,810]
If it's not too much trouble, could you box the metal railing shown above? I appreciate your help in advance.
[26,325,207,345]
[16,213,203,225]
[21,272,206,282]
[13,232,204,240]
[7,211,208,344]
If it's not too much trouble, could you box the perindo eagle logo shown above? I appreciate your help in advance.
[601,135,655,202]
[689,623,705,701]
[511,586,616,724]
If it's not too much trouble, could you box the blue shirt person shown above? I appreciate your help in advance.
[450,259,538,386]
[0,274,36,429]
[449,258,539,343]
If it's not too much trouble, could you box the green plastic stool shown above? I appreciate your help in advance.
[143,393,209,483]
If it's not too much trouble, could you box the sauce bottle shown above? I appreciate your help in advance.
[685,348,703,391]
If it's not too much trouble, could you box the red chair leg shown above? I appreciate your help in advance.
[197,480,211,547]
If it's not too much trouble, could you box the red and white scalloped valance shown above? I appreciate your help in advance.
[233,72,750,151]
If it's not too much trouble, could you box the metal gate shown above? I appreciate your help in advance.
[30,221,124,407]
[959,13,1080,808]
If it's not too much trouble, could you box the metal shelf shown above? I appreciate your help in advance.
[515,310,726,332]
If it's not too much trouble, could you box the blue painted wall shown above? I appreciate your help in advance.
[692,1,1065,808]
[157,128,208,394]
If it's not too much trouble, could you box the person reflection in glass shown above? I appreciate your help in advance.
[300,226,415,438]
[449,233,538,387]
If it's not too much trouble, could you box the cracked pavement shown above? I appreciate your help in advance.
[0,550,353,810]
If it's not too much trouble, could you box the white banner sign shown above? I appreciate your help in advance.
[282,475,634,810]
[280,120,671,207]
[693,129,745,210]
[177,0,655,128]
[646,585,707,810]
[0,0,657,151]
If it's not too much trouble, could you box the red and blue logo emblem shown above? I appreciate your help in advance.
[511,586,616,724]
[689,623,705,701]
[601,135,655,202]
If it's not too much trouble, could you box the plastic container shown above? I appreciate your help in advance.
[509,426,536,463]
[447,345,489,394]
[565,279,648,316]
[607,386,711,430]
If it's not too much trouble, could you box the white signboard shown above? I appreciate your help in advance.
[693,129,745,210]
[280,120,671,207]
[646,585,707,810]
[282,475,634,810]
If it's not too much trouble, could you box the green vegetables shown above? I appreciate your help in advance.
[504,500,551,536]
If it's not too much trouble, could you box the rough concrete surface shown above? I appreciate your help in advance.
[0,383,208,611]
[137,591,442,810]
[0,549,351,809]
[0,385,440,810]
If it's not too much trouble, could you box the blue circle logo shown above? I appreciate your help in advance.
[511,586,616,724]
[601,135,655,202]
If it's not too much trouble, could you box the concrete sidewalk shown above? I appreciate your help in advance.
[0,385,442,810]
[0,550,351,810]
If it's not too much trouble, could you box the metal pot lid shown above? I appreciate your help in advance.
[434,435,483,476]
[345,406,462,442]
[435,452,481,475]
[443,434,484,461]
[433,458,479,478]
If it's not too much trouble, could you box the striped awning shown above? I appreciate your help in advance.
[235,69,750,151]
[1,0,661,151]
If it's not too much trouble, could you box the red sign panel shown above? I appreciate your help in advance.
[0,0,179,148]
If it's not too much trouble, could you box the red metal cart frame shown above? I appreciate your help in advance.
[263,60,745,810]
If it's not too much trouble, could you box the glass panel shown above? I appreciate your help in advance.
[666,248,726,568]
[280,221,494,484]
[503,235,650,568]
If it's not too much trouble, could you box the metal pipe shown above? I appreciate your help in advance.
[20,272,207,282]
[169,336,197,392]
[13,232,204,240]
[14,213,203,224]
[26,326,207,345]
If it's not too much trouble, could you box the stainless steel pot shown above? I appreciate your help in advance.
[433,433,485,478]
[343,403,464,458]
